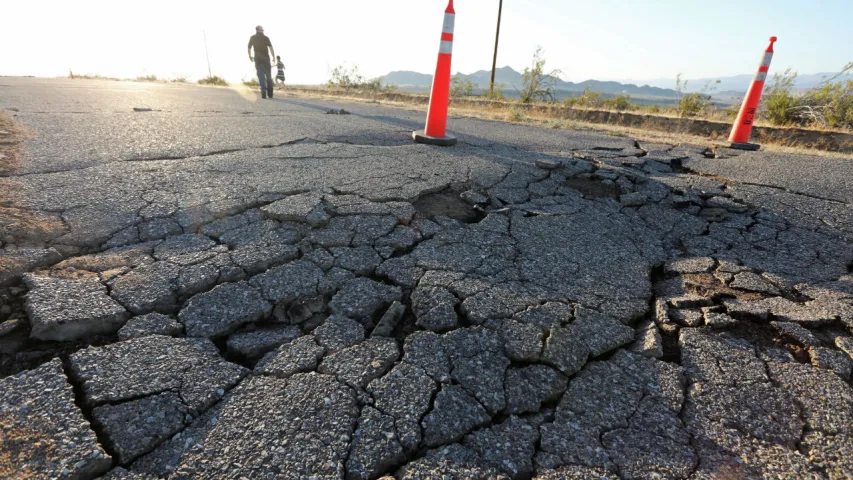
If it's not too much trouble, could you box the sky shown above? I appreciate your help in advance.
[1,0,851,86]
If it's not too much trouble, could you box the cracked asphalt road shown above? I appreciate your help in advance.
[2,78,853,479]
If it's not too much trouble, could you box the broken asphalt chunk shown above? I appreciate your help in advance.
[24,273,129,341]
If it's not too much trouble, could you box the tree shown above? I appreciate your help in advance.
[519,46,562,103]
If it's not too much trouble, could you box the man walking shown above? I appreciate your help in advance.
[248,25,275,99]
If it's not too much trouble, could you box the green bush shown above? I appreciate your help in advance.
[605,94,632,111]
[813,80,853,128]
[761,68,797,125]
[566,88,603,109]
[761,63,853,130]
[795,64,853,129]
[678,93,709,117]
[135,74,158,82]
[170,76,189,83]
[676,74,718,117]
[198,76,229,86]
[242,78,260,87]
[450,77,476,98]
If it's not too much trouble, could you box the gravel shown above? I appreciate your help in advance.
[0,359,112,478]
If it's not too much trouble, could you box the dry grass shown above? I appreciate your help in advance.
[288,87,853,159]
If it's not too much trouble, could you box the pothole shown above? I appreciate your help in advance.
[562,177,620,199]
[660,335,681,363]
[413,190,485,224]
[728,321,811,364]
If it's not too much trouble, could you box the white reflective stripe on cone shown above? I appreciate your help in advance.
[759,52,773,68]
[754,71,768,82]
[439,40,453,54]
[442,14,455,33]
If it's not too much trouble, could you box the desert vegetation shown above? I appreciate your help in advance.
[327,65,395,92]
[198,75,229,86]
[762,63,853,130]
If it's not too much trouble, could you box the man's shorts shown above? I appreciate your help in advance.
[276,74,285,81]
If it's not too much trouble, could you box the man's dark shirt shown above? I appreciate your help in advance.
[249,33,272,67]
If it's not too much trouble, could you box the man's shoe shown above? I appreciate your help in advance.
[268,90,274,99]
[261,92,267,99]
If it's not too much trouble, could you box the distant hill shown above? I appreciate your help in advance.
[624,72,853,94]
[382,66,680,100]
[382,71,434,87]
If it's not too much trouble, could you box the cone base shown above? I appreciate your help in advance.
[413,130,457,146]
[729,142,761,151]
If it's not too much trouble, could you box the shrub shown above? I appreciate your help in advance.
[506,106,525,122]
[676,74,718,117]
[484,82,505,101]
[135,74,158,82]
[760,63,853,130]
[242,78,260,87]
[327,64,393,92]
[198,76,228,86]
[450,76,476,98]
[678,93,708,117]
[605,94,632,111]
[170,76,189,83]
[791,63,853,129]
[761,68,797,125]
[565,88,603,109]
[519,46,562,103]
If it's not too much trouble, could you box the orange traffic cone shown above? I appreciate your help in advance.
[728,36,777,151]
[413,0,457,146]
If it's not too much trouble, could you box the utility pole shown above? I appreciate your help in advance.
[203,30,212,78]
[490,0,503,93]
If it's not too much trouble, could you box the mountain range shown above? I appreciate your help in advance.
[626,72,853,93]
[383,66,681,100]
[382,66,852,105]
